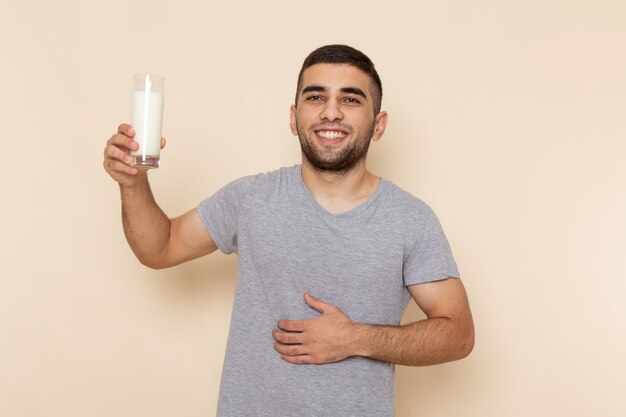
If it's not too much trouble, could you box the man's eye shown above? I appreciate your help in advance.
[344,97,360,104]
[306,95,323,101]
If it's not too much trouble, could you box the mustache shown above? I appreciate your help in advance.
[308,122,353,133]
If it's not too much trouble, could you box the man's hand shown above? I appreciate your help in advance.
[272,279,474,367]
[103,123,166,188]
[272,293,356,364]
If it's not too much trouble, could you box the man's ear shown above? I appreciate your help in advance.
[290,105,298,136]
[371,111,388,142]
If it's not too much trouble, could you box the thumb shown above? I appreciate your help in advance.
[304,292,333,314]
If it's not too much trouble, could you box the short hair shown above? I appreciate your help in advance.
[295,45,383,115]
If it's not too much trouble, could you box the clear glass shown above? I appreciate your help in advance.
[131,74,165,168]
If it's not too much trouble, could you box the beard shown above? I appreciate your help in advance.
[296,121,374,174]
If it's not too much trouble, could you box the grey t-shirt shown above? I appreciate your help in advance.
[197,165,459,417]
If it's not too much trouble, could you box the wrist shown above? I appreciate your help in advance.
[119,172,150,196]
[348,322,375,358]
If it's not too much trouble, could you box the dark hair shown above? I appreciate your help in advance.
[295,44,383,114]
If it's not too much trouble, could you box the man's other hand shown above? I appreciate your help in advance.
[272,293,356,364]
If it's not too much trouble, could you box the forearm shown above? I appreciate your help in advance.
[120,174,172,268]
[273,286,474,366]
[352,316,474,366]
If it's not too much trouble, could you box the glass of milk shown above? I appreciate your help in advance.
[131,74,165,168]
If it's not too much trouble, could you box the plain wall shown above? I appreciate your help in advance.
[1,1,625,416]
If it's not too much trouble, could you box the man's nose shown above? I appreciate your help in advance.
[320,100,343,122]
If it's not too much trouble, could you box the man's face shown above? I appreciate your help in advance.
[290,63,387,173]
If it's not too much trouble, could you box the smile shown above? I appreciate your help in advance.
[315,130,347,140]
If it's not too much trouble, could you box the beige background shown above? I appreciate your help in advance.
[1,0,625,416]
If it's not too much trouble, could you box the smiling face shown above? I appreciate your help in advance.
[290,63,388,174]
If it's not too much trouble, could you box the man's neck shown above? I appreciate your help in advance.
[300,159,381,214]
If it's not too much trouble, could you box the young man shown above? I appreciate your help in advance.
[103,45,474,416]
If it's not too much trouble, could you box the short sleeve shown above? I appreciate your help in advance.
[403,208,460,286]
[196,176,252,255]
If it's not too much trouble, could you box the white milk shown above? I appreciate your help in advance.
[131,91,164,157]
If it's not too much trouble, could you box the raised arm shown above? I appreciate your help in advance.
[273,278,474,366]
[103,124,217,269]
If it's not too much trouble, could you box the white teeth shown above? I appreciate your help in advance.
[317,131,347,139]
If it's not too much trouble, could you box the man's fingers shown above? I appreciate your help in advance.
[303,292,334,314]
[278,353,314,365]
[108,132,138,152]
[273,341,304,356]
[273,342,317,364]
[272,329,303,344]
[105,141,134,164]
[117,123,135,137]
[277,319,306,332]
[104,158,138,176]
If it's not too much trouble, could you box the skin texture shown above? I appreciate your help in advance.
[103,62,474,368]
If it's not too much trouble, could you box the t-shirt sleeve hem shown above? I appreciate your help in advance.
[196,202,234,255]
[404,271,460,287]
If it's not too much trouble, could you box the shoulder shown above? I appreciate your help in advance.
[220,165,299,191]
[237,165,299,194]
[382,180,436,223]
[197,165,299,218]
[212,165,300,205]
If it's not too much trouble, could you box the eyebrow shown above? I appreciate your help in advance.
[301,85,368,100]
